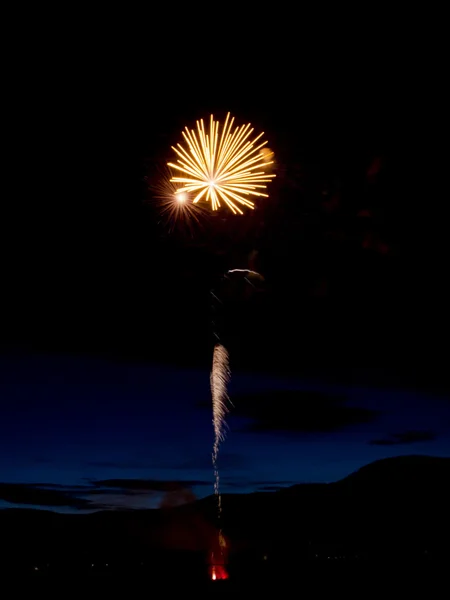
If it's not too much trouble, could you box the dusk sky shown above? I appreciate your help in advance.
[2,48,448,515]
[1,351,450,512]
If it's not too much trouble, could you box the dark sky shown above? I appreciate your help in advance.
[1,36,448,512]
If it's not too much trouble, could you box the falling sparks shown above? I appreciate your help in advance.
[211,344,231,456]
[168,113,276,215]
[210,343,231,519]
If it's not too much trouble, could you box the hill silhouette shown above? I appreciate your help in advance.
[1,455,449,575]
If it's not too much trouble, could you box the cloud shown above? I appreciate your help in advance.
[83,491,157,511]
[0,478,211,511]
[369,430,436,446]
[0,483,91,509]
[211,477,294,491]
[224,389,377,434]
[90,478,211,492]
[253,480,294,486]
[253,480,294,492]
[29,483,91,490]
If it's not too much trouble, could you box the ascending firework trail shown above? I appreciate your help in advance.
[210,269,265,521]
[210,343,230,512]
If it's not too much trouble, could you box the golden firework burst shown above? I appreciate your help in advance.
[150,166,207,235]
[168,113,275,215]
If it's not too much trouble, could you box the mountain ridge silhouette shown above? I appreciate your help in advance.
[1,455,449,565]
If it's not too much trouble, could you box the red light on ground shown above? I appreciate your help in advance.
[210,565,228,580]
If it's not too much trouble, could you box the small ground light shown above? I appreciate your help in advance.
[210,565,228,580]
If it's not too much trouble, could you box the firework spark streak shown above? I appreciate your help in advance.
[210,343,231,515]
[168,113,275,215]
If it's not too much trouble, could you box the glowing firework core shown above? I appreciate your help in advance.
[168,113,275,215]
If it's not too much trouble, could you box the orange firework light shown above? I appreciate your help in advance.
[150,165,207,235]
[168,113,275,215]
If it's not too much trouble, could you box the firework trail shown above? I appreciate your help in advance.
[210,343,231,513]
[210,269,263,522]
[227,268,262,279]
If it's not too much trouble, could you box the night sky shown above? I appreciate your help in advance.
[1,41,448,512]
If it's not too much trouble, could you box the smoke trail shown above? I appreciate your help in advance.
[210,343,231,514]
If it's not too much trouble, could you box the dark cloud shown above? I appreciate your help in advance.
[29,483,91,490]
[91,478,211,492]
[253,480,294,486]
[0,477,212,511]
[218,476,251,489]
[220,481,249,489]
[0,483,91,509]
[226,390,377,434]
[83,487,140,497]
[369,430,436,446]
[217,477,294,491]
[82,491,157,511]
[253,480,294,492]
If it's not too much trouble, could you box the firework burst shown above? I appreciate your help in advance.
[150,166,207,235]
[168,113,275,215]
